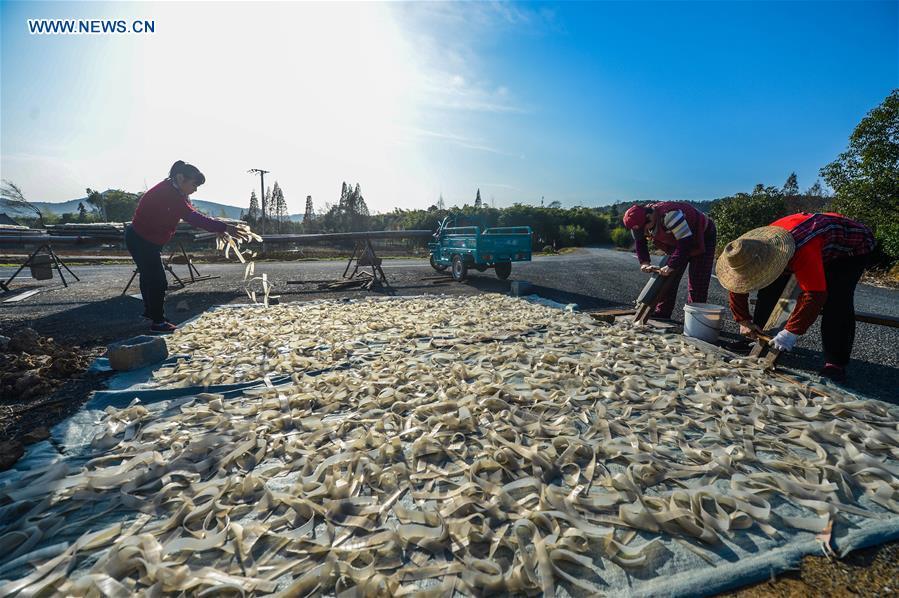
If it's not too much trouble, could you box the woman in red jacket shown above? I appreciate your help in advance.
[622,202,717,320]
[716,213,874,381]
[125,161,245,333]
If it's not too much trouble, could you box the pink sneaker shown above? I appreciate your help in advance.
[150,321,177,334]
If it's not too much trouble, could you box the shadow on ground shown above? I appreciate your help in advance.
[1,291,239,347]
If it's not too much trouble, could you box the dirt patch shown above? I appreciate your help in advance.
[721,541,898,597]
[0,328,109,470]
[862,264,899,289]
[1,328,94,402]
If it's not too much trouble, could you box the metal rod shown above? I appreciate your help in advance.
[260,230,432,243]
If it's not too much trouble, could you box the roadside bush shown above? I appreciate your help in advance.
[710,187,786,247]
[557,224,588,247]
[610,227,632,248]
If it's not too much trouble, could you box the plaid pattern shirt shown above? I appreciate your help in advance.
[789,213,875,262]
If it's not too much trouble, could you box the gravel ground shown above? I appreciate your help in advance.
[1,247,897,594]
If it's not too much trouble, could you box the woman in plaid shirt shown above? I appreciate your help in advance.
[717,212,875,382]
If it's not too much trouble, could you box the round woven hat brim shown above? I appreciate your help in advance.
[715,226,795,294]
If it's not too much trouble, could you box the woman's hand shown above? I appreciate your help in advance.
[657,265,673,277]
[225,223,250,241]
[738,320,761,337]
[769,329,798,352]
[640,263,655,273]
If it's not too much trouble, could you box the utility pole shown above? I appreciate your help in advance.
[247,168,270,233]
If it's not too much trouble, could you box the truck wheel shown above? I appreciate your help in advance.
[495,262,512,280]
[430,254,447,272]
[452,255,468,281]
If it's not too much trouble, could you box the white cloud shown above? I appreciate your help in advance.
[409,127,515,156]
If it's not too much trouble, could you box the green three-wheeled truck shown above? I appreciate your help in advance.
[428,217,533,281]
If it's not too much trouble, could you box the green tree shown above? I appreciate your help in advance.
[610,226,632,248]
[271,182,286,231]
[0,180,43,225]
[77,202,88,222]
[86,188,140,222]
[247,191,260,222]
[710,185,787,247]
[558,224,588,247]
[347,183,369,229]
[474,188,482,209]
[782,172,799,196]
[821,89,899,263]
[806,180,824,197]
[320,182,370,232]
[279,187,288,222]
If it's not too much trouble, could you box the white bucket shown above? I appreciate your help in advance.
[683,303,725,344]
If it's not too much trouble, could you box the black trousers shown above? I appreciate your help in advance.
[124,225,168,323]
[752,254,868,367]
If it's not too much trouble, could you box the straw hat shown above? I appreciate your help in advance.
[715,226,795,294]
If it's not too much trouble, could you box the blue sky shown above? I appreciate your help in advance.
[1,1,896,214]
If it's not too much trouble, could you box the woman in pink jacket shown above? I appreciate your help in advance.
[622,202,717,320]
[125,161,245,333]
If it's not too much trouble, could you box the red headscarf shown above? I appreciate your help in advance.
[622,205,649,231]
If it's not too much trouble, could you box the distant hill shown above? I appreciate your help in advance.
[596,199,717,216]
[29,198,98,215]
[192,200,304,222]
[190,200,245,220]
[6,192,302,221]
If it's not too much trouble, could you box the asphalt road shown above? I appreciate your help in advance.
[2,247,897,403]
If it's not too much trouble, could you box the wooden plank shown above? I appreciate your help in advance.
[3,289,41,303]
[633,256,682,324]
[589,309,637,324]
[635,267,668,306]
[761,275,800,332]
[855,311,899,329]
[589,308,637,317]
[748,331,780,362]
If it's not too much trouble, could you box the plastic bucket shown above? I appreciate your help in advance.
[683,303,725,344]
[29,254,53,280]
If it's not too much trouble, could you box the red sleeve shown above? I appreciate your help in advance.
[729,292,752,323]
[633,233,651,264]
[667,237,692,271]
[785,291,827,335]
[180,199,227,233]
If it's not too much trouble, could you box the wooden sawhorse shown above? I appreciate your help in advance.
[121,243,219,296]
